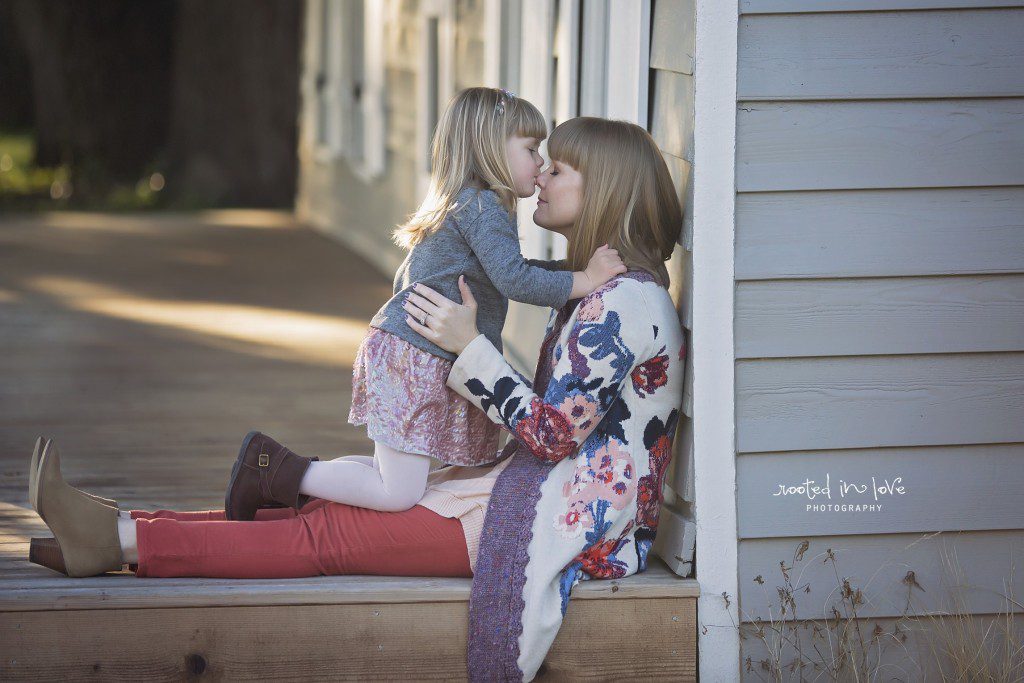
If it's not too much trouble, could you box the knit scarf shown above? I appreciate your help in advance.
[466,300,575,681]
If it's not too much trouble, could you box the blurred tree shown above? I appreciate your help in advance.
[0,2,34,129]
[5,0,301,208]
[165,0,301,207]
[9,0,174,191]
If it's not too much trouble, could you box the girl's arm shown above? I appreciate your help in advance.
[525,257,568,271]
[405,277,659,464]
[458,207,625,306]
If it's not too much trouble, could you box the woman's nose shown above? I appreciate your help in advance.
[535,173,546,189]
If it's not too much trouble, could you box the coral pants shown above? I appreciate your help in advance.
[129,498,473,579]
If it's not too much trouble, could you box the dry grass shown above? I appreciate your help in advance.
[911,543,1023,682]
[722,535,1023,682]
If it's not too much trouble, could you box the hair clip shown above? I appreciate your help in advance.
[495,88,517,116]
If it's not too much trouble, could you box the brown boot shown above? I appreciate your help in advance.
[224,431,320,521]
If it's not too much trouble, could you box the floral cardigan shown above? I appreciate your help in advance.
[445,270,686,682]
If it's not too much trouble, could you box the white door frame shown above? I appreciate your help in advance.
[517,0,558,261]
[483,0,502,87]
[300,0,324,152]
[578,0,609,117]
[417,0,456,199]
[308,0,345,163]
[303,0,385,179]
[355,0,386,180]
[517,0,650,260]
[605,0,650,124]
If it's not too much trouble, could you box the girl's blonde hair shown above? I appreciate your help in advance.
[548,117,683,288]
[392,87,548,249]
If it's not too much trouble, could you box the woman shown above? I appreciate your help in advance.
[28,117,685,682]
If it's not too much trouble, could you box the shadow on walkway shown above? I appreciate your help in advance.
[0,210,392,576]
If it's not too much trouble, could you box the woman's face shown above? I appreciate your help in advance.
[533,158,583,236]
[505,135,545,198]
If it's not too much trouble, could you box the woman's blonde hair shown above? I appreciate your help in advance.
[392,87,548,249]
[548,117,683,288]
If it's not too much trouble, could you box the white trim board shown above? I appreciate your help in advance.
[516,0,652,260]
[416,0,456,200]
[605,0,650,125]
[517,0,557,261]
[692,0,741,679]
[355,0,386,181]
[314,0,345,163]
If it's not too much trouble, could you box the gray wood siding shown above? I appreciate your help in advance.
[734,1,1024,653]
[742,0,1024,12]
[737,99,1024,192]
[736,274,1024,357]
[739,9,1024,99]
[737,352,1024,452]
[737,445,1024,537]
[650,0,695,426]
[739,609,1024,680]
[649,0,697,577]
[735,187,1024,279]
[740,531,1024,619]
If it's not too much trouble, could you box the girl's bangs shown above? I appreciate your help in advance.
[509,100,548,141]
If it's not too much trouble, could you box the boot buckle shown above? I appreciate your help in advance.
[258,453,270,467]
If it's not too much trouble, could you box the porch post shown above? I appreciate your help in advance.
[692,0,740,679]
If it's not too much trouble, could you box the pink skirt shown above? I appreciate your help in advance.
[348,327,501,466]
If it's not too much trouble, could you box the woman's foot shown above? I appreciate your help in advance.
[32,440,122,577]
[28,436,119,512]
[29,510,132,568]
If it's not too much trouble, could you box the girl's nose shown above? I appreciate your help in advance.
[535,173,546,189]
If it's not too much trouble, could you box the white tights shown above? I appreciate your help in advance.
[296,441,432,512]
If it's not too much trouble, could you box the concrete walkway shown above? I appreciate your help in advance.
[0,210,392,577]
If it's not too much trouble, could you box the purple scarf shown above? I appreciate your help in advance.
[466,301,574,681]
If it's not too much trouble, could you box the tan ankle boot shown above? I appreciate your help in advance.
[29,537,138,575]
[34,441,122,577]
[29,436,118,513]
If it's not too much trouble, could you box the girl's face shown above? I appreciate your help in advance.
[533,159,583,236]
[505,135,545,198]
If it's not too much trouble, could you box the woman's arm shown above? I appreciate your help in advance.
[405,277,656,464]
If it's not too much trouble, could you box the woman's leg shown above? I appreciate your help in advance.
[131,502,472,579]
[120,454,381,560]
[120,500,331,566]
[297,442,430,512]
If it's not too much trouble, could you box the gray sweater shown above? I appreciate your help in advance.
[369,187,574,362]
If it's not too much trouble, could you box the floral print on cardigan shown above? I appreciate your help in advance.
[446,270,686,681]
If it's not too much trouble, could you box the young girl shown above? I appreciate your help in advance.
[223,87,625,519]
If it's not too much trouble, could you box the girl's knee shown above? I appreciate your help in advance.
[377,492,423,513]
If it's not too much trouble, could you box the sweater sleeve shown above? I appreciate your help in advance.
[457,206,574,308]
[447,280,656,464]
[525,257,569,272]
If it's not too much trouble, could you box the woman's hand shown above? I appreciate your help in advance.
[404,275,482,355]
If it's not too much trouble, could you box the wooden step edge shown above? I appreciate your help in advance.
[0,570,699,613]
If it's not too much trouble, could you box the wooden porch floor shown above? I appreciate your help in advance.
[0,210,395,578]
[0,211,697,680]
